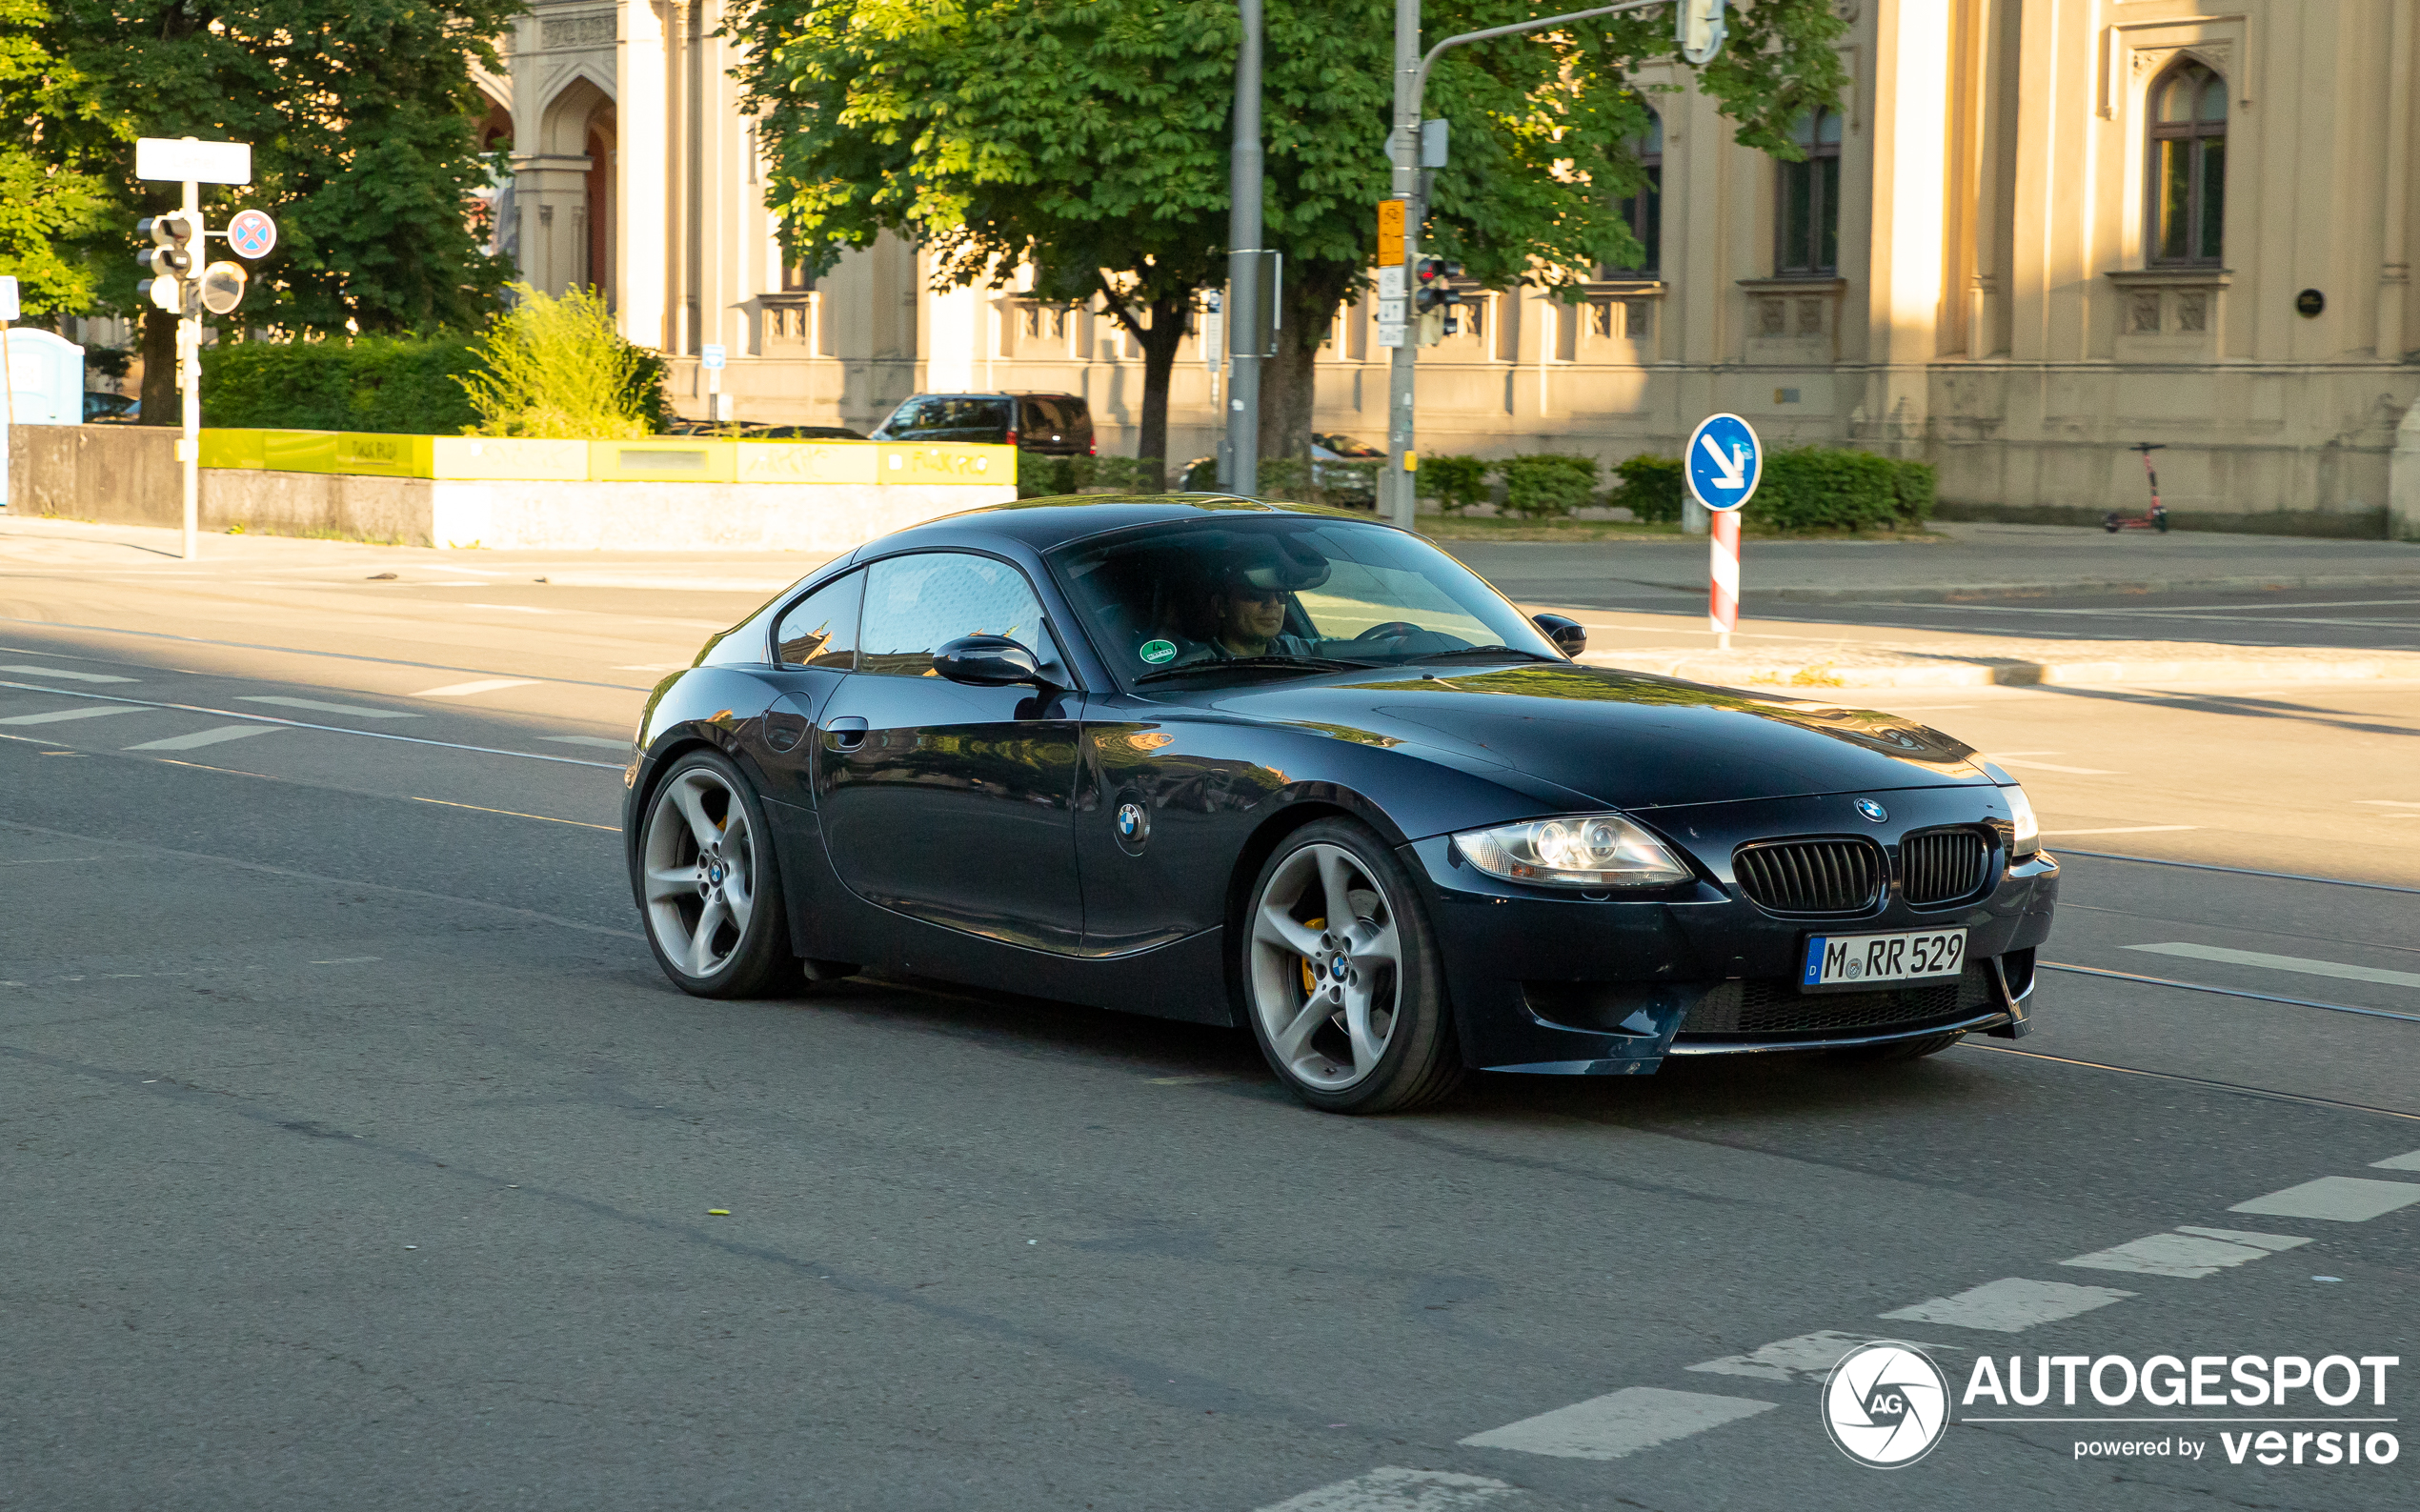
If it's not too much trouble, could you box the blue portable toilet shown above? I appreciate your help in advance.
[3,328,87,425]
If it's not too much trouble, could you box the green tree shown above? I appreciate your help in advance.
[0,0,111,318]
[15,0,521,417]
[735,0,1847,464]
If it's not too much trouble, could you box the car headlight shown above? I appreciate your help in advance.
[1451,813,1691,889]
[2004,783,2040,859]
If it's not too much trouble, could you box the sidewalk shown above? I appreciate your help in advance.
[1455,519,2420,604]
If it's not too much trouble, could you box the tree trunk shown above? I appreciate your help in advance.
[1130,292,1190,489]
[139,309,178,425]
[1257,262,1357,462]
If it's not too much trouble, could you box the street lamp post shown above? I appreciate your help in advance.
[1220,0,1264,495]
[1381,0,1724,530]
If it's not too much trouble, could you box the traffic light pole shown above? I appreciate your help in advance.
[1381,0,1701,533]
[180,176,201,561]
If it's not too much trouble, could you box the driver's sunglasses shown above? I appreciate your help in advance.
[1229,584,1287,604]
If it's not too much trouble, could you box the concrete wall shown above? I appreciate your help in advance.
[7,424,1012,549]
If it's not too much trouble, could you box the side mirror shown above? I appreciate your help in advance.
[934,634,1053,688]
[1531,613,1586,657]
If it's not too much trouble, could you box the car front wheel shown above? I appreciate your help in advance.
[1240,818,1464,1114]
[637,749,794,998]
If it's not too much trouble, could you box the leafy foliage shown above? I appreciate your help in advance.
[460,285,655,441]
[1610,453,1684,522]
[734,0,1849,459]
[1495,453,1600,517]
[0,0,111,316]
[1417,454,1491,514]
[1748,448,1933,532]
[201,334,480,433]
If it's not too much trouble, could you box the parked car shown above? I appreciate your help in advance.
[750,424,866,441]
[1173,435,1381,506]
[83,392,138,423]
[870,392,1094,455]
[622,496,2053,1114]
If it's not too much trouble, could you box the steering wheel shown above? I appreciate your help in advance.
[1351,621,1424,642]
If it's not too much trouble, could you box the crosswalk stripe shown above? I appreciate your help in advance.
[0,664,137,683]
[236,696,421,719]
[413,677,540,697]
[1251,1468,1518,1512]
[2124,940,2420,991]
[539,735,633,750]
[1687,1330,1885,1385]
[1879,1278,2133,1332]
[2228,1176,2420,1222]
[1458,1386,1774,1460]
[2059,1227,2309,1279]
[0,705,148,726]
[123,724,279,752]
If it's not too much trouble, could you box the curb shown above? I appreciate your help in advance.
[1721,572,2420,604]
[1581,653,2420,689]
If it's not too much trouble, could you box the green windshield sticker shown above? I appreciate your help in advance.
[1139,638,1178,665]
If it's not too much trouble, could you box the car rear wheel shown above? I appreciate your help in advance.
[1240,818,1463,1114]
[637,749,794,998]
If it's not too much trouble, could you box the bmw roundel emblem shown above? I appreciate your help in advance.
[1114,800,1150,854]
[1855,798,1888,823]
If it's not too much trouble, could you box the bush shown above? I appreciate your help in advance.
[1418,454,1490,514]
[1610,454,1684,522]
[1746,446,1905,532]
[462,284,655,440]
[1890,458,1936,526]
[1494,453,1599,517]
[202,335,481,433]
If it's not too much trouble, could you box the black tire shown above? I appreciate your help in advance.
[2102,515,2122,534]
[1238,817,1465,1114]
[2153,513,2172,533]
[1828,1031,1964,1064]
[635,748,795,998]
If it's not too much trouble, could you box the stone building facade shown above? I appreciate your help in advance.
[484,0,2420,536]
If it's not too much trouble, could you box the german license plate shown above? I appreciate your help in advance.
[1802,928,1966,991]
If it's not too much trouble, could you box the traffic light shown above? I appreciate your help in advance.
[135,212,197,312]
[1676,0,1728,65]
[1414,258,1464,347]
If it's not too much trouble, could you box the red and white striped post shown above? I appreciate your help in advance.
[1708,507,1740,652]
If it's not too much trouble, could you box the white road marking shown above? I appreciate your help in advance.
[0,664,137,683]
[1251,1467,1519,1512]
[538,735,634,750]
[1879,1278,2133,1332]
[1991,757,2121,775]
[0,705,148,725]
[2228,1177,2420,1222]
[2371,1149,2420,1172]
[1458,1386,1774,1460]
[617,663,690,673]
[2039,826,2196,836]
[1686,1330,1891,1385]
[2124,941,2420,991]
[460,603,555,615]
[413,677,539,698]
[2059,1227,2309,1280]
[237,696,422,719]
[2354,800,2420,808]
[123,724,278,752]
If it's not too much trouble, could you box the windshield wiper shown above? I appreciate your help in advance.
[1134,655,1377,685]
[1418,645,1564,664]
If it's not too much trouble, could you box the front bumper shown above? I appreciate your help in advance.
[1402,787,2059,1075]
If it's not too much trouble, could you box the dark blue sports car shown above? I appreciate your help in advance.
[625,496,2056,1113]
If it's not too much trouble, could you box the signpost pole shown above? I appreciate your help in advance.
[180,175,202,562]
[1709,508,1740,651]
[1381,0,1420,529]
[1220,0,1263,496]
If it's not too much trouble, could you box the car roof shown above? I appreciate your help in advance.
[858,494,1385,558]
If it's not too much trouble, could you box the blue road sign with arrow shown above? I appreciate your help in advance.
[1684,412,1762,512]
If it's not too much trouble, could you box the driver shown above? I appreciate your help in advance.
[1171,540,1330,662]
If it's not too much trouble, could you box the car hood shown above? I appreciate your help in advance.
[1197,661,1990,809]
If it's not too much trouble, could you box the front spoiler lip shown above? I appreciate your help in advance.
[1664,1006,2014,1056]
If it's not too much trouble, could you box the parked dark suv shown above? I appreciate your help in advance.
[869,392,1094,455]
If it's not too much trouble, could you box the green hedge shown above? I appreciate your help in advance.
[200,333,671,436]
[1418,454,1490,513]
[1606,447,1935,530]
[1610,454,1684,522]
[1017,455,1169,498]
[1495,453,1599,517]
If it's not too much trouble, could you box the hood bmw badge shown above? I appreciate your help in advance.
[1855,798,1888,823]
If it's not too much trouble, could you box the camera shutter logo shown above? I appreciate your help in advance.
[1825,1342,1950,1467]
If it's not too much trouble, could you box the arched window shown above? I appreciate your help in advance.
[1776,108,1842,277]
[1607,110,1662,275]
[2148,59,2226,266]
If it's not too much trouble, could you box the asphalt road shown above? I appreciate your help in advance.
[4,531,2416,1511]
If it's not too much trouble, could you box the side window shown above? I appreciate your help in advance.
[858,553,1052,676]
[775,572,862,669]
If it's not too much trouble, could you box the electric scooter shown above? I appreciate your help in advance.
[2105,442,2171,533]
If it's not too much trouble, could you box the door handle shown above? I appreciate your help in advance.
[823,716,870,752]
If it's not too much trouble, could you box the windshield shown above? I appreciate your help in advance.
[1048,517,1563,684]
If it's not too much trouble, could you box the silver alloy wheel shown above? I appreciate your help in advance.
[1247,841,1402,1092]
[641,766,760,978]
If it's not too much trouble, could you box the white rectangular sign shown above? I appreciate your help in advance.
[1377,265,1406,300]
[1377,298,1405,324]
[0,274,18,322]
[136,137,252,185]
[700,343,726,371]
[1376,322,1406,349]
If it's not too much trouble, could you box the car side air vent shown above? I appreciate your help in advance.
[1900,828,1992,907]
[1732,839,1885,916]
